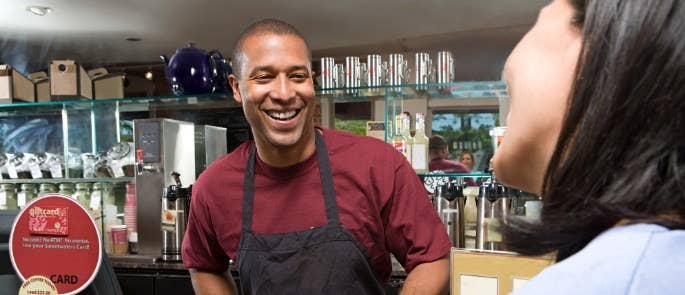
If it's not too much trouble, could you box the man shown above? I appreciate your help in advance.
[429,135,470,173]
[182,19,451,295]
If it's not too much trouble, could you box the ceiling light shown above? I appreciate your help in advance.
[26,6,52,16]
[145,71,154,81]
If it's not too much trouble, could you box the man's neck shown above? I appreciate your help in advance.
[254,129,317,168]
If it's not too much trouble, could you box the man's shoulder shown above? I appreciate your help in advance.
[323,127,396,155]
[195,141,252,188]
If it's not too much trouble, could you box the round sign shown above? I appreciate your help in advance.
[9,194,102,295]
[18,275,58,295]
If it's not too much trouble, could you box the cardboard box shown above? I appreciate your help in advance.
[49,60,92,99]
[29,71,50,102]
[451,249,554,295]
[89,68,124,99]
[0,65,36,104]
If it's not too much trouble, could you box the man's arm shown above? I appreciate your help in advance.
[400,256,450,295]
[189,268,238,295]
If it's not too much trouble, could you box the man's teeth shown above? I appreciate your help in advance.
[267,110,297,120]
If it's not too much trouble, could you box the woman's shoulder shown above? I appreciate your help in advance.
[513,223,685,295]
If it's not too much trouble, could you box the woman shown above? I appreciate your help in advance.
[494,0,684,294]
[459,151,474,172]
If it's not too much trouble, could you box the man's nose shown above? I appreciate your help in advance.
[269,75,296,103]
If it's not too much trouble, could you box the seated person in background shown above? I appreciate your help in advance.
[429,135,469,173]
[459,151,475,172]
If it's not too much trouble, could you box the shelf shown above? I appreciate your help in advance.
[0,177,134,184]
[0,81,507,113]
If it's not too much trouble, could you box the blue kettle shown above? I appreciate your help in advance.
[160,42,232,95]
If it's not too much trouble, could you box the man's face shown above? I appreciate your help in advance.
[229,34,315,150]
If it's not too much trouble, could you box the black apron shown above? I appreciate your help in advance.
[237,131,386,295]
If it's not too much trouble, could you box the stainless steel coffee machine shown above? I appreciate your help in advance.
[134,119,197,258]
[161,172,192,261]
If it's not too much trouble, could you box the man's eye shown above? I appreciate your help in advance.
[291,73,308,80]
[255,75,272,81]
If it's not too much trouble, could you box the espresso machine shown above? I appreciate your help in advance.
[161,172,192,261]
[433,180,466,248]
[475,173,512,251]
[134,119,197,258]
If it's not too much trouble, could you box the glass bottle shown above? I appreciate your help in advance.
[412,113,430,174]
[38,183,58,196]
[401,112,413,165]
[391,115,409,159]
[92,182,116,253]
[0,183,18,210]
[58,183,75,198]
[73,182,92,209]
[17,183,37,209]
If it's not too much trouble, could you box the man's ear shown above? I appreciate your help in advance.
[229,74,242,104]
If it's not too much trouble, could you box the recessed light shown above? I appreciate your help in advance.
[126,37,142,42]
[26,6,52,16]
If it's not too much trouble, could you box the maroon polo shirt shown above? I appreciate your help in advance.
[182,128,451,283]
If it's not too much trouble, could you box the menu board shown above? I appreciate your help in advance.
[9,194,102,295]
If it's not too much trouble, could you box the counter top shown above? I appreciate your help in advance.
[110,254,408,277]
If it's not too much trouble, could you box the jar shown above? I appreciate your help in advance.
[73,183,92,209]
[38,183,58,196]
[93,153,112,178]
[90,182,114,212]
[110,225,129,255]
[0,153,8,179]
[67,152,84,179]
[58,183,75,198]
[17,183,37,208]
[81,153,96,179]
[24,154,45,179]
[8,153,29,179]
[107,142,135,177]
[93,182,116,253]
[41,153,64,179]
[0,183,18,210]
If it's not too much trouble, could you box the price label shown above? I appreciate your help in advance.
[90,193,101,211]
[8,164,18,179]
[109,162,125,178]
[29,164,43,179]
[18,191,26,208]
[50,164,63,178]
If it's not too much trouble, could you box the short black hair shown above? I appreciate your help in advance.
[429,135,448,152]
[231,18,311,78]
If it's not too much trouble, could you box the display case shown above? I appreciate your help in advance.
[0,81,508,255]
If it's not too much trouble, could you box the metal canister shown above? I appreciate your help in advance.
[388,53,409,87]
[414,52,432,85]
[434,181,466,248]
[436,51,454,84]
[344,56,361,90]
[320,57,335,90]
[366,54,384,87]
[475,181,511,251]
[0,183,18,210]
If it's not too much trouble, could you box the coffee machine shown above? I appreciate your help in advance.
[134,119,196,258]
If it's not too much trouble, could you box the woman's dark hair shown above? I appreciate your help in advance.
[503,0,685,261]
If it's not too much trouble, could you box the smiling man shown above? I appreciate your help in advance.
[182,19,451,295]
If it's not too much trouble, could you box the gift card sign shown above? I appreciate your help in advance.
[10,194,102,295]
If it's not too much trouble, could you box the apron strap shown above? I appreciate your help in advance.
[241,129,341,233]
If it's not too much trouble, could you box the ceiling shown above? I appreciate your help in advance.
[0,0,546,79]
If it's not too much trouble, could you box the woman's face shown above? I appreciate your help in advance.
[493,0,583,194]
[460,154,474,169]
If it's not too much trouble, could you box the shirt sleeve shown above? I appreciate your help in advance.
[383,153,453,273]
[182,183,230,273]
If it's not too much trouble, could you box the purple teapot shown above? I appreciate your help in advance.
[161,42,232,95]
